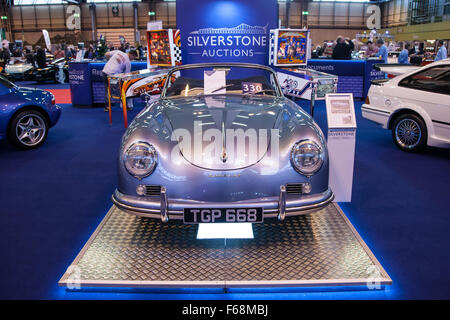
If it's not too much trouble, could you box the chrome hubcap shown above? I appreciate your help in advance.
[395,118,421,148]
[16,114,46,146]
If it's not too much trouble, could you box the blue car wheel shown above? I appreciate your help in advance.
[7,109,49,149]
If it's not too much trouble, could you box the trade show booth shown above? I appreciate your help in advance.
[58,0,393,293]
[68,61,147,107]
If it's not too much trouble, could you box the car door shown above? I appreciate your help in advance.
[0,76,15,138]
[398,65,450,142]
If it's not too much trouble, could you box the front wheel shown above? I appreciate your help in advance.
[7,110,49,149]
[392,113,427,152]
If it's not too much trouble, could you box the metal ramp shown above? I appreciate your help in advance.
[59,203,391,289]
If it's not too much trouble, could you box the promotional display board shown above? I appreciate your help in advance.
[68,62,93,107]
[269,29,337,101]
[146,29,182,67]
[176,0,278,65]
[325,93,357,202]
[275,67,338,100]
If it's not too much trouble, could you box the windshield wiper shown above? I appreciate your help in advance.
[209,84,235,93]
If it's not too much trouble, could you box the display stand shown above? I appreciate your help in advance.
[326,93,357,202]
[105,29,182,128]
[59,203,391,290]
[107,68,169,128]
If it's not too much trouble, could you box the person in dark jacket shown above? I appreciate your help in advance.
[25,49,34,64]
[35,46,47,68]
[332,36,353,60]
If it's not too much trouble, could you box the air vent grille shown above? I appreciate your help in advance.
[286,184,304,195]
[145,185,162,196]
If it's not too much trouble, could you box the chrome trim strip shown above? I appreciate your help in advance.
[160,187,168,223]
[112,188,334,220]
[278,185,286,221]
[361,105,390,115]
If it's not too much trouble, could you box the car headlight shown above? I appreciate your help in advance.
[123,142,157,179]
[290,140,324,176]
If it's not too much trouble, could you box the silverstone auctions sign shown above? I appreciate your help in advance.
[177,0,278,65]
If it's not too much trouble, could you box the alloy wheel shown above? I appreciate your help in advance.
[15,113,47,147]
[395,118,422,149]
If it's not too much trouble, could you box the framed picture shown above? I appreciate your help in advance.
[325,93,357,129]
[146,29,182,67]
[272,29,310,66]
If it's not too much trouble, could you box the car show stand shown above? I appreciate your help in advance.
[59,203,391,290]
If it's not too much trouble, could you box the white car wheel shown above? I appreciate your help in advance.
[392,114,427,152]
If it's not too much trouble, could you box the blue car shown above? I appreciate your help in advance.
[0,74,61,149]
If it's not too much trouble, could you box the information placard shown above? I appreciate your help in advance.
[326,93,356,202]
[325,93,357,129]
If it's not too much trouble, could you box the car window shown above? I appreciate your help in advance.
[399,65,450,95]
[163,65,281,99]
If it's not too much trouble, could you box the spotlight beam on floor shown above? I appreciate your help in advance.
[196,223,254,239]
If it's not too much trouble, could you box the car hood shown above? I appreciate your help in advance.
[161,95,284,170]
[12,86,52,103]
[5,63,34,73]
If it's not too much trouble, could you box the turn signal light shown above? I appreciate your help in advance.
[365,96,370,105]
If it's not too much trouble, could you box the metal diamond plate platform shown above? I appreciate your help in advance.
[59,203,391,288]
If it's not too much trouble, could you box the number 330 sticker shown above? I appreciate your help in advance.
[242,82,263,93]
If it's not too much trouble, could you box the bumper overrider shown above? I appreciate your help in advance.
[112,187,334,223]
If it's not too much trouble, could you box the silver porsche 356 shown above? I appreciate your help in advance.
[112,63,334,223]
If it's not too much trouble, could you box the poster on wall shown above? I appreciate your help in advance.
[272,29,309,66]
[146,29,182,67]
[148,30,172,66]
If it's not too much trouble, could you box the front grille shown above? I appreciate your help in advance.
[286,184,304,195]
[145,185,162,196]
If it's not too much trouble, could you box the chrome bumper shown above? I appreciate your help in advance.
[112,187,334,223]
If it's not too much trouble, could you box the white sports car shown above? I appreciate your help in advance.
[362,59,450,152]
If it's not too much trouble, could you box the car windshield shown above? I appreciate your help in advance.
[0,75,15,89]
[162,64,282,99]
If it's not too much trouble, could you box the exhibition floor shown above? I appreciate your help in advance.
[0,84,449,299]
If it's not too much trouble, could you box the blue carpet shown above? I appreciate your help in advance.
[0,96,449,299]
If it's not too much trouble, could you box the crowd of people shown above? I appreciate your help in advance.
[312,36,448,64]
[396,40,447,64]
[0,40,145,70]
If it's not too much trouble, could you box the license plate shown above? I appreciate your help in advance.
[183,208,263,224]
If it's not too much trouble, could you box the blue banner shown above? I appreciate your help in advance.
[306,59,366,76]
[69,62,93,106]
[177,0,278,65]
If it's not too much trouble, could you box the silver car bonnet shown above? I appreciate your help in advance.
[161,94,283,170]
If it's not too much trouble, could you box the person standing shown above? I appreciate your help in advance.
[365,41,378,57]
[53,46,65,59]
[35,46,47,68]
[376,38,388,63]
[25,48,34,64]
[0,42,11,66]
[435,40,448,61]
[332,36,353,60]
[102,49,137,111]
[84,45,95,60]
[398,43,410,64]
[323,41,335,58]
